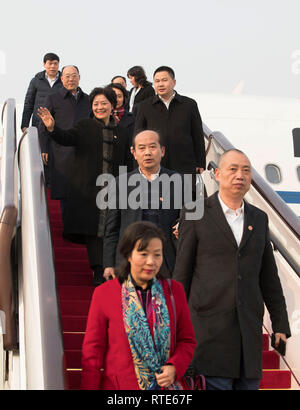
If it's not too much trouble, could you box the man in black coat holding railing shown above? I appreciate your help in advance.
[173,149,291,390]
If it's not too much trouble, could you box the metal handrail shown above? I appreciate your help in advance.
[0,206,18,350]
[1,99,17,212]
[0,99,18,352]
[18,126,65,389]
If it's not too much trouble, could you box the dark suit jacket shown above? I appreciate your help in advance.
[173,192,291,379]
[39,87,91,199]
[134,92,206,174]
[103,167,182,274]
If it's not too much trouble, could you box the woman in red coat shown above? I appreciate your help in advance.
[81,221,196,390]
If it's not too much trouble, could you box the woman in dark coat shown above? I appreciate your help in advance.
[127,66,155,113]
[108,82,135,140]
[38,87,133,286]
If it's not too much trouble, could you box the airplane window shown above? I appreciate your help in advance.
[292,129,300,157]
[265,164,282,184]
[297,166,300,182]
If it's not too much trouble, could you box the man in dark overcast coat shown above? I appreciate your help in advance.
[39,65,90,204]
[173,149,291,390]
[134,66,206,177]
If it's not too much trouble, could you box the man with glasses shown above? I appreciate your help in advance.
[39,65,90,227]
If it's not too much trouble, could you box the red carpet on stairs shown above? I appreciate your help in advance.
[47,190,292,390]
[47,190,93,390]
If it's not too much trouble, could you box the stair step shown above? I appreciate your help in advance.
[60,299,91,316]
[59,285,94,300]
[262,350,280,369]
[54,248,88,260]
[65,350,82,369]
[259,370,291,389]
[263,334,269,351]
[63,333,85,350]
[56,259,90,272]
[66,370,82,390]
[51,237,84,247]
[57,273,93,286]
[62,315,87,332]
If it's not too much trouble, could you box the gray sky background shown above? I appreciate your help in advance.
[1,0,300,103]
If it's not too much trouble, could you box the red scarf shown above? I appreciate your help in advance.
[113,107,125,123]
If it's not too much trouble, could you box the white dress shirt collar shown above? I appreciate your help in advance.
[218,194,245,246]
[159,91,176,109]
[45,72,59,87]
[138,167,161,181]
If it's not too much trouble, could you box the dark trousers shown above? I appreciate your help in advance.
[85,236,103,269]
[205,352,261,390]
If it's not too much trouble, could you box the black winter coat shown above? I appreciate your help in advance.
[21,70,62,128]
[134,92,206,174]
[48,119,133,239]
[38,87,91,199]
[128,83,155,113]
[173,192,291,379]
[118,110,135,144]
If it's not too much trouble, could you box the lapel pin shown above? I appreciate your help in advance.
[248,225,253,231]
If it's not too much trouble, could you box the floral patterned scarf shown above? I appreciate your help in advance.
[122,275,173,390]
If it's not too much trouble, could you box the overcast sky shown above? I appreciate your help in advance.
[1,0,300,103]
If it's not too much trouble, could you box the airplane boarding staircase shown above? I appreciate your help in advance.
[0,99,299,390]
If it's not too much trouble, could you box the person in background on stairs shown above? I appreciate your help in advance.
[107,82,135,138]
[127,66,155,114]
[37,86,133,287]
[21,52,63,186]
[173,149,291,390]
[111,75,128,91]
[81,221,196,390]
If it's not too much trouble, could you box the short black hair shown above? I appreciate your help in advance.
[61,65,80,75]
[89,86,117,109]
[111,75,127,85]
[43,53,60,63]
[116,221,166,284]
[127,66,152,87]
[153,66,175,79]
[108,82,129,107]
